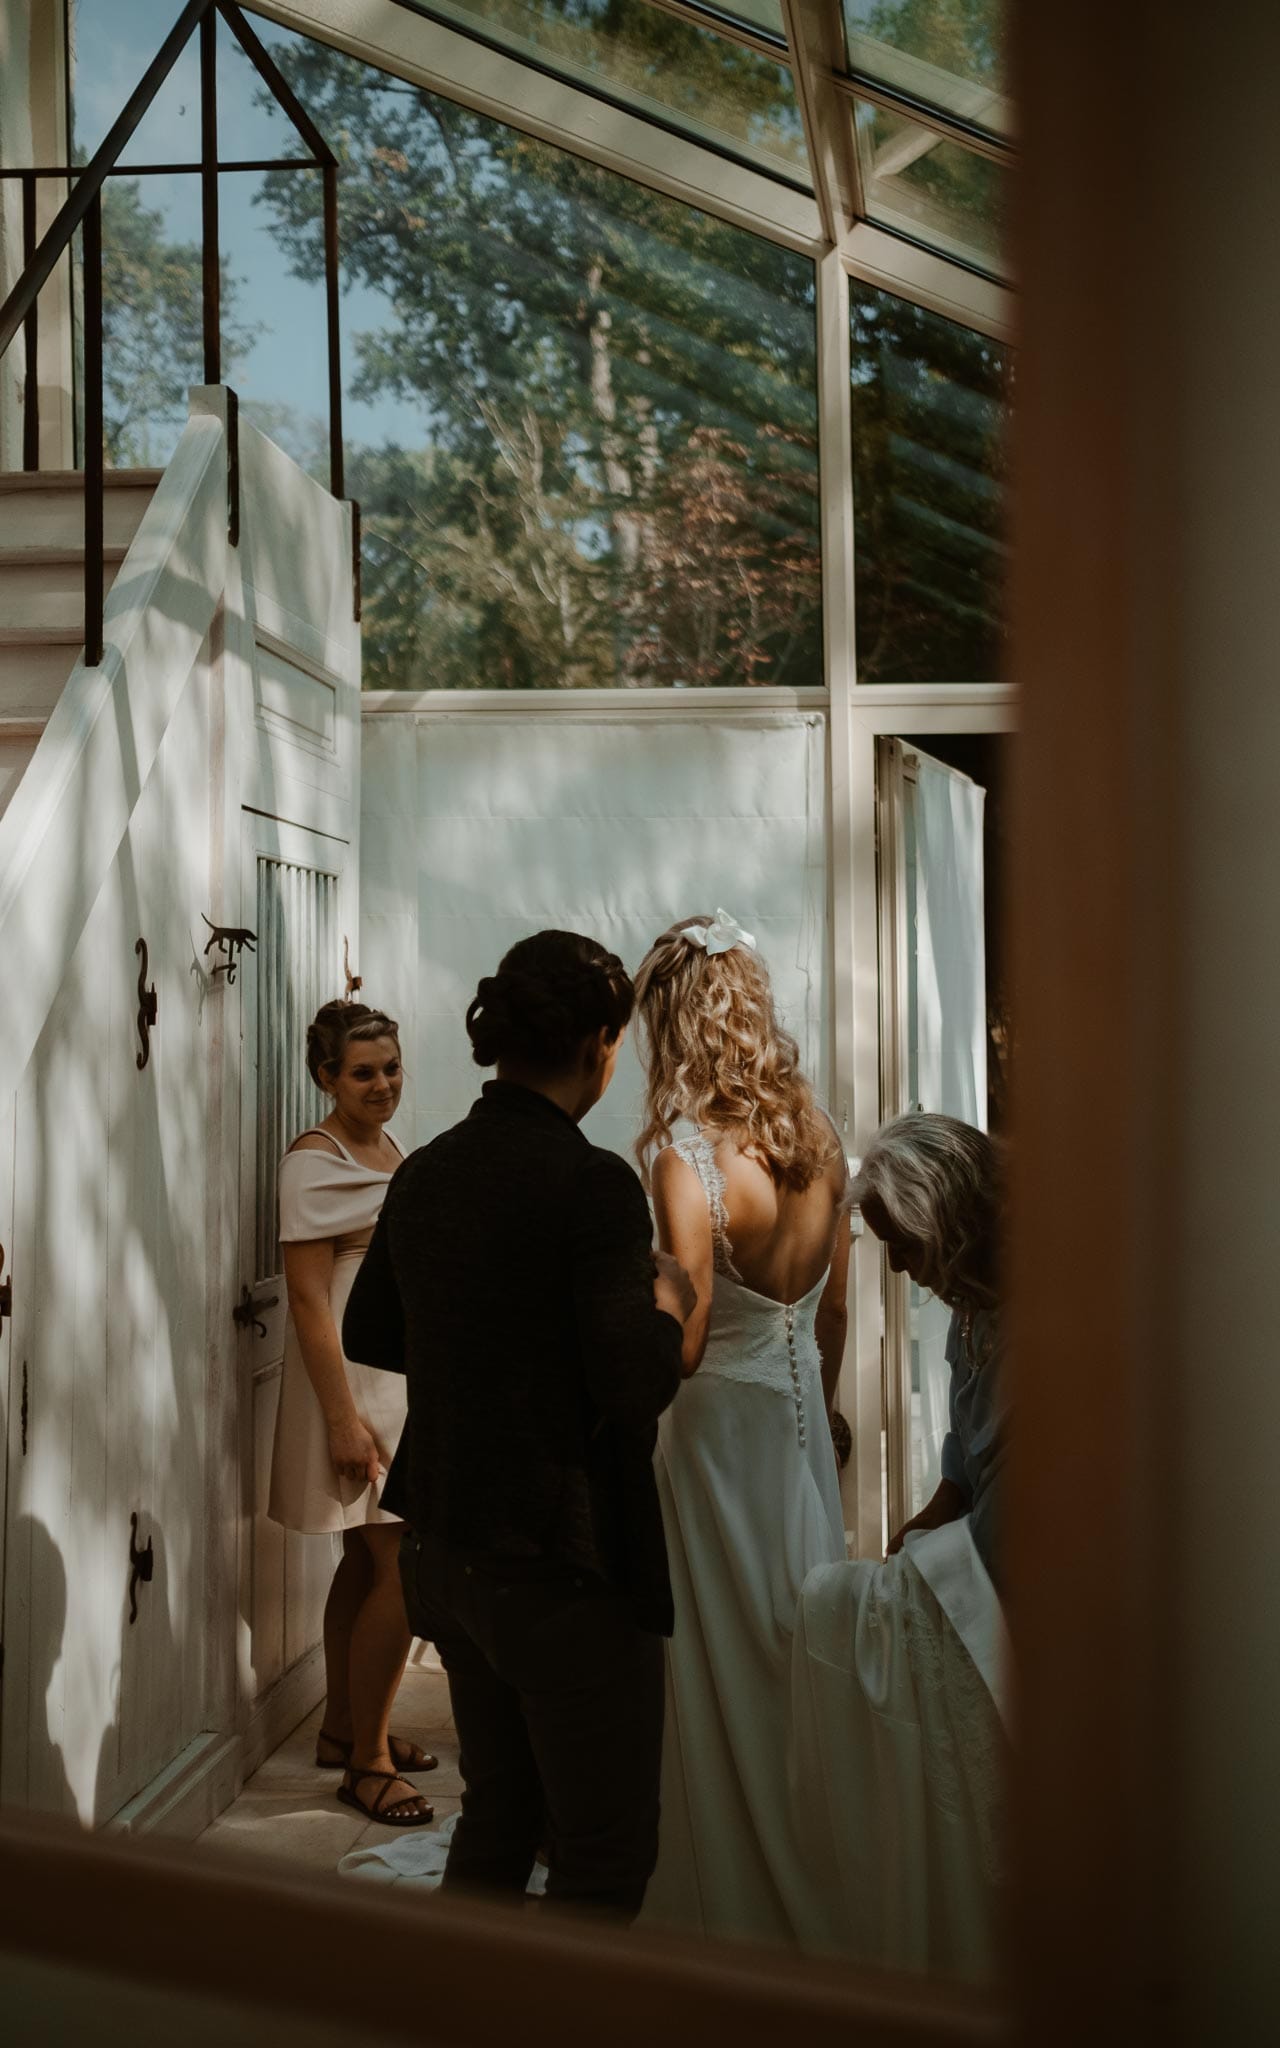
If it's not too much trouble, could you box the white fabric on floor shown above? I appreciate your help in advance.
[789,1515,1009,1980]
[340,1811,547,1895]
[342,1516,1007,1977]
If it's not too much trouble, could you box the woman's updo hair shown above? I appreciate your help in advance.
[466,931,634,1073]
[306,999,400,1091]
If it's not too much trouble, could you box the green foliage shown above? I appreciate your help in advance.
[850,282,1008,683]
[253,39,822,690]
[98,176,257,466]
[855,0,1003,90]
[436,0,806,171]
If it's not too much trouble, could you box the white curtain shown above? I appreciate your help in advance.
[910,753,987,1504]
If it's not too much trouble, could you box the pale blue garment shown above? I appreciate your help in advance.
[940,1307,1006,1590]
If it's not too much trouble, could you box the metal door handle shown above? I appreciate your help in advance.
[128,1512,153,1624]
[232,1284,278,1337]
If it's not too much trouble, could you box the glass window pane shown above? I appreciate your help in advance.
[851,99,1007,277]
[68,0,332,472]
[841,0,1011,138]
[702,1,786,33]
[850,283,1009,683]
[300,43,821,690]
[408,0,809,185]
[68,4,821,691]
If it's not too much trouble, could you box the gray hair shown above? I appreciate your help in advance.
[849,1111,1002,1309]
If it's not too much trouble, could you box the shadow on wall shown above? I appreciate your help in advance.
[95,1517,178,1828]
[10,1519,72,1819]
[13,595,214,1825]
[5,1515,180,1830]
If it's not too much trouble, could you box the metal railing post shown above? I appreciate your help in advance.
[200,5,221,386]
[83,190,104,668]
[0,0,345,671]
[20,174,39,471]
[323,163,344,500]
[0,0,212,362]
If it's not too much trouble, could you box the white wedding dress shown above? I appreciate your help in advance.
[342,1130,1007,1968]
[790,1516,1010,1979]
[640,1132,846,1945]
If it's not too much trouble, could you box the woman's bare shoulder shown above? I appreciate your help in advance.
[651,1143,700,1190]
[285,1128,344,1159]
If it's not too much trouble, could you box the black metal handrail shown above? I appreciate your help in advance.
[0,0,348,665]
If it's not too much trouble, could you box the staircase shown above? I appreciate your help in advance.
[0,468,162,821]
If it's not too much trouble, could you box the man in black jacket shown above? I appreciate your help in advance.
[343,931,689,1919]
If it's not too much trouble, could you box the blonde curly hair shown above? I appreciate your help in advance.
[634,916,834,1191]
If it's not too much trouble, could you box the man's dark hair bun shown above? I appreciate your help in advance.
[465,931,633,1073]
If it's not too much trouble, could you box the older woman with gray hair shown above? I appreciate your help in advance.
[852,1111,1005,1589]
[789,1111,1009,1983]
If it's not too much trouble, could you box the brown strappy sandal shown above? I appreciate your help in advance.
[316,1728,438,1774]
[337,1766,434,1827]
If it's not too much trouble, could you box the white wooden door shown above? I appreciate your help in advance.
[236,813,352,1725]
[1,690,212,1823]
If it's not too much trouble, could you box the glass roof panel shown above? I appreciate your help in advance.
[851,99,1006,278]
[841,0,1012,139]
[409,1,810,185]
[850,281,1009,683]
[696,1,786,34]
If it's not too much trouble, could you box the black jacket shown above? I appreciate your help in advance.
[342,1081,684,1634]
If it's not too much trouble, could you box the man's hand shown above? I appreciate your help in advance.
[653,1249,696,1326]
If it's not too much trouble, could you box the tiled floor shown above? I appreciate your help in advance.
[200,1651,459,1873]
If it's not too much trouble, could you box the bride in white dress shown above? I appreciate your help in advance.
[631,911,850,1944]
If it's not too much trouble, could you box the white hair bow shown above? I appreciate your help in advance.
[681,908,757,958]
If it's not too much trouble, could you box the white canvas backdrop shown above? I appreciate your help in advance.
[360,711,829,1168]
[908,751,988,1505]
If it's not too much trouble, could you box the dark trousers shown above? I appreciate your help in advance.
[400,1529,665,1921]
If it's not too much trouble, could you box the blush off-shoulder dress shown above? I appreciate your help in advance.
[267,1127,407,1532]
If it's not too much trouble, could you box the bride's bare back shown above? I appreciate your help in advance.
[721,1141,847,1299]
[653,1131,851,1383]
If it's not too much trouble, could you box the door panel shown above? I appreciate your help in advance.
[237,815,349,1706]
[2,680,213,1823]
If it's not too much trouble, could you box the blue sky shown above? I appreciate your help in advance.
[71,0,407,461]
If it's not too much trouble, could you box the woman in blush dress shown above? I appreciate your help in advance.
[632,910,851,1946]
[268,1000,435,1828]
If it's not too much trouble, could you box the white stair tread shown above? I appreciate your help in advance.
[0,628,85,646]
[0,469,163,491]
[0,545,128,567]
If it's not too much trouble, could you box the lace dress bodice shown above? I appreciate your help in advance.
[672,1132,828,1446]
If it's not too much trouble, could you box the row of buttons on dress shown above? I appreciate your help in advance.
[783,1303,807,1449]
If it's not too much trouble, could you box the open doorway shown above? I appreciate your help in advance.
[876,730,1011,1534]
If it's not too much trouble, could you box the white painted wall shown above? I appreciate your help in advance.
[359,704,830,1169]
